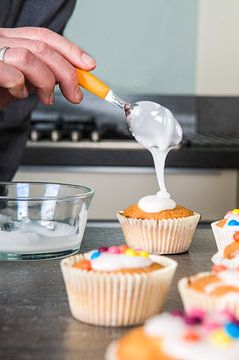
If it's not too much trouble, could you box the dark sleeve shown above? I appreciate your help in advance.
[0,0,76,181]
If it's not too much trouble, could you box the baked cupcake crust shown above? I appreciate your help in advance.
[122,204,194,220]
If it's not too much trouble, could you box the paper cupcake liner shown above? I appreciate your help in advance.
[178,274,239,318]
[211,221,235,252]
[117,212,200,255]
[211,252,239,269]
[61,254,177,327]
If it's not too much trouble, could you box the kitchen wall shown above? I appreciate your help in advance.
[65,0,239,96]
[196,0,239,95]
[64,0,198,94]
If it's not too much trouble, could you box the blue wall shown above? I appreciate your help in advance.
[64,0,198,94]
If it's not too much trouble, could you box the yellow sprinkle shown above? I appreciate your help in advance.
[139,250,149,257]
[125,248,137,256]
[210,329,233,347]
[232,209,239,215]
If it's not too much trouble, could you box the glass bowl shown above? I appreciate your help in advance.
[0,182,94,260]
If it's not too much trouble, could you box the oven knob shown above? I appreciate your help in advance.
[51,130,61,142]
[70,130,81,142]
[30,129,41,142]
[90,130,100,142]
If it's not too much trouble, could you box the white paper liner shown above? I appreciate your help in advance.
[117,212,200,255]
[178,274,239,318]
[61,254,177,327]
[211,221,235,252]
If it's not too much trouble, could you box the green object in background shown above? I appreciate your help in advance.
[64,0,198,95]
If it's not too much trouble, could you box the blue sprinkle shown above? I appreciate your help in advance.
[90,251,101,260]
[225,322,239,339]
[228,220,239,226]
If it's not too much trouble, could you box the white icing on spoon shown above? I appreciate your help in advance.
[128,101,182,212]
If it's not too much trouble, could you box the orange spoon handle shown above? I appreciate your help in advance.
[76,69,110,99]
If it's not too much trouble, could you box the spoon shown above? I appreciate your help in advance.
[76,69,183,150]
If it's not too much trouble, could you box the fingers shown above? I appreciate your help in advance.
[0,37,83,103]
[0,27,96,70]
[0,60,28,99]
[26,39,82,104]
[4,47,55,105]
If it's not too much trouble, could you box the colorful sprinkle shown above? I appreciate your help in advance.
[75,259,92,271]
[187,309,205,319]
[118,244,128,253]
[98,247,108,253]
[125,248,138,257]
[228,219,239,227]
[210,329,233,347]
[108,246,121,254]
[183,330,201,342]
[225,322,239,339]
[233,232,239,243]
[184,314,203,325]
[138,250,149,257]
[232,209,239,215]
[90,251,101,260]
[212,264,227,273]
[203,321,221,332]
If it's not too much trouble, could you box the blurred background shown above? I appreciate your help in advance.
[15,0,239,222]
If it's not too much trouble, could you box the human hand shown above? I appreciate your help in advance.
[0,27,96,110]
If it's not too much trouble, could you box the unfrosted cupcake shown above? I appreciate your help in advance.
[117,203,200,254]
[106,309,239,360]
[211,208,239,251]
[212,231,239,269]
[179,264,239,317]
[61,245,177,326]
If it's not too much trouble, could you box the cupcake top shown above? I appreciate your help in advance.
[212,232,239,269]
[217,209,239,231]
[189,265,239,298]
[73,246,163,272]
[115,309,239,360]
[121,204,194,220]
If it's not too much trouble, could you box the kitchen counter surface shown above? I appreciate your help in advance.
[0,225,216,360]
[21,141,239,169]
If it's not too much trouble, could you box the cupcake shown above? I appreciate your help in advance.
[61,246,177,326]
[106,309,239,360]
[178,264,239,317]
[211,208,239,251]
[212,231,239,269]
[117,203,200,254]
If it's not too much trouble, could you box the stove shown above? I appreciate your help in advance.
[29,92,239,148]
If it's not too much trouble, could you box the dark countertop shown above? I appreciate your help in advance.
[21,141,239,169]
[0,225,216,360]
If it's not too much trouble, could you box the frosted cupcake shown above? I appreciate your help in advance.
[118,200,200,254]
[106,309,239,360]
[212,231,239,269]
[61,245,177,326]
[211,208,239,251]
[179,264,239,318]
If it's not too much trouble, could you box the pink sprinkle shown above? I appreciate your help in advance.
[187,309,205,319]
[203,321,221,332]
[108,246,121,254]
[98,247,108,253]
